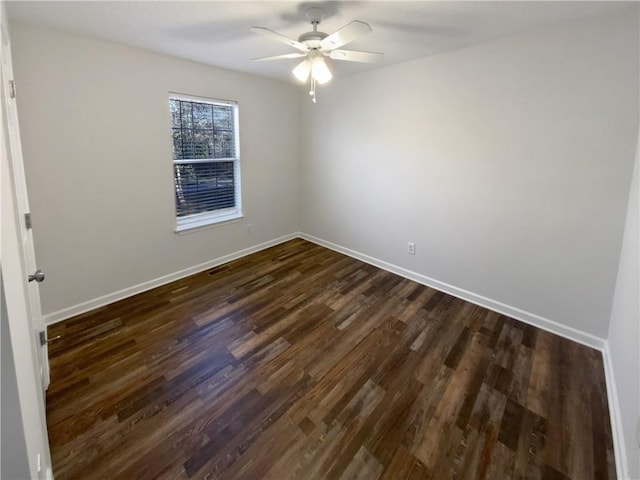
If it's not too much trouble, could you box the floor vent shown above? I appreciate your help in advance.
[208,265,230,276]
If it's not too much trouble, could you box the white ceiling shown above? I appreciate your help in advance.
[6,1,634,83]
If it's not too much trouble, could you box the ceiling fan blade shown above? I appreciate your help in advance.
[251,53,307,62]
[320,20,372,50]
[250,27,307,52]
[328,49,383,63]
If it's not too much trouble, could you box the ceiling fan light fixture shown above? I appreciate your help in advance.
[251,8,383,102]
[292,59,311,82]
[311,56,332,84]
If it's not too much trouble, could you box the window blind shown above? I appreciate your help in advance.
[169,96,241,226]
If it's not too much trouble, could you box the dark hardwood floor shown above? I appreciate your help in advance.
[46,238,616,480]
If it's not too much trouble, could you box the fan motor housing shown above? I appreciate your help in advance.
[298,30,328,49]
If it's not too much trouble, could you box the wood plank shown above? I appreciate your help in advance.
[45,238,616,480]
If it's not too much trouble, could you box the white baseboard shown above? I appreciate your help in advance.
[602,343,630,479]
[299,232,606,351]
[48,229,607,349]
[43,233,298,325]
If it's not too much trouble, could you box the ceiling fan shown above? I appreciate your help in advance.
[250,7,383,102]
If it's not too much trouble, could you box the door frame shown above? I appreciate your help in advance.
[1,3,52,478]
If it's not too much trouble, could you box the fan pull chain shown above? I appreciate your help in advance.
[309,76,317,103]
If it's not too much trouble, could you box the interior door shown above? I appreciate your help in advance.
[1,12,49,391]
[1,7,53,479]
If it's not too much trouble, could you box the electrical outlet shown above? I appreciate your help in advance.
[246,224,253,235]
[407,242,416,255]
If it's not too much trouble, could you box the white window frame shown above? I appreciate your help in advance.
[169,93,242,232]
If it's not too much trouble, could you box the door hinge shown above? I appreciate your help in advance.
[24,213,32,229]
[9,80,15,99]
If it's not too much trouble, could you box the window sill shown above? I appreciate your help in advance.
[175,212,243,235]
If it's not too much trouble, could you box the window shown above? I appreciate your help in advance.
[169,94,241,231]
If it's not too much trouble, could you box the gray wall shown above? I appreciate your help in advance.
[300,9,639,338]
[1,273,30,480]
[12,11,638,339]
[10,24,301,316]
